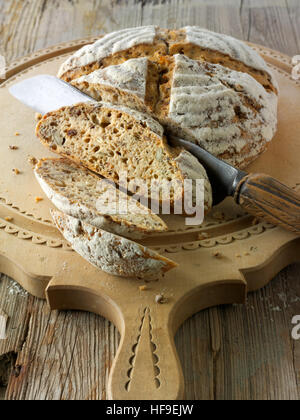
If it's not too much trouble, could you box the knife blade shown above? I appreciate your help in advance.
[9,74,93,114]
[169,136,247,206]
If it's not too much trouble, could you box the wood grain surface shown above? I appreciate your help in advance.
[236,173,300,234]
[0,0,299,400]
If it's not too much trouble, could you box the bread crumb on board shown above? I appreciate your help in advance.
[139,285,148,292]
[9,145,18,150]
[35,197,43,203]
[155,293,167,304]
[4,217,13,222]
[212,251,223,258]
[12,168,20,175]
[28,156,38,166]
[15,132,20,136]
[35,113,43,121]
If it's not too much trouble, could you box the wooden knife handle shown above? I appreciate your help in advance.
[235,173,300,234]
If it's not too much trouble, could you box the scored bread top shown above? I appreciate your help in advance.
[58,26,159,78]
[71,54,277,169]
[59,25,276,93]
[36,101,213,210]
[34,158,168,239]
[51,210,177,279]
[166,54,277,167]
[72,57,159,114]
[168,26,277,91]
[74,57,149,100]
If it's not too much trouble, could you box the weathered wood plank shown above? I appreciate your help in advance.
[0,0,299,400]
[241,0,299,56]
[5,298,120,400]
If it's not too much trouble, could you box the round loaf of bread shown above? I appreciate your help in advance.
[59,26,278,169]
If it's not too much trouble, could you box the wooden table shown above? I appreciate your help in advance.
[0,0,299,400]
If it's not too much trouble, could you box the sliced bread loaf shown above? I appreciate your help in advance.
[71,55,277,169]
[36,101,213,212]
[51,210,177,278]
[34,158,168,239]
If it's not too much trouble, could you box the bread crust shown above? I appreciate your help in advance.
[34,158,168,239]
[70,54,277,169]
[59,26,277,93]
[51,210,177,278]
[36,102,213,211]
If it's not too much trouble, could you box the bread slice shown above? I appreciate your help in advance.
[51,210,177,278]
[71,55,277,169]
[34,158,168,239]
[36,101,212,212]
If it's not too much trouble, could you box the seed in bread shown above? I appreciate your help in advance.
[36,102,213,212]
[51,210,177,279]
[34,157,168,239]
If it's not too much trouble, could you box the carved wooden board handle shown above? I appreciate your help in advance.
[108,307,184,400]
[235,173,300,234]
[46,274,185,400]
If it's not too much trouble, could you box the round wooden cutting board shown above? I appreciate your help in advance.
[0,38,299,400]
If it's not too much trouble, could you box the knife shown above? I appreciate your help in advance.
[9,75,300,234]
[169,136,300,234]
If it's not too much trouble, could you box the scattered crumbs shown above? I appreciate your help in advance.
[212,251,222,258]
[244,252,250,256]
[15,132,20,136]
[272,306,282,312]
[250,246,258,252]
[139,285,148,292]
[6,280,28,298]
[28,156,38,166]
[155,293,167,304]
[12,168,20,175]
[9,145,18,150]
[197,232,210,240]
[35,197,43,203]
[4,217,13,222]
[35,113,42,121]
[235,253,242,258]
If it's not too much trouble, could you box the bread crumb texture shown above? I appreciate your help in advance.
[34,157,168,239]
[36,102,212,210]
